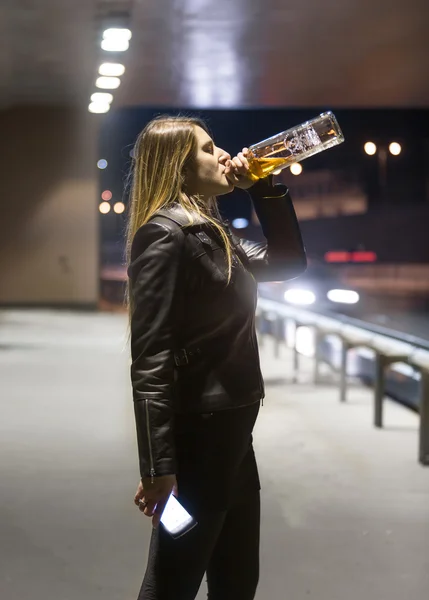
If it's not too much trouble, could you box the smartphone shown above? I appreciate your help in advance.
[160,494,197,539]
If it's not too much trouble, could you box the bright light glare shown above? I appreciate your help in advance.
[272,168,282,175]
[88,102,110,114]
[101,38,129,52]
[99,202,111,214]
[295,326,315,357]
[114,202,125,214]
[91,92,113,104]
[327,289,360,304]
[103,28,132,41]
[99,63,126,77]
[96,76,121,89]
[290,163,303,175]
[364,142,377,155]
[97,159,108,169]
[232,218,249,229]
[389,142,402,156]
[284,289,316,305]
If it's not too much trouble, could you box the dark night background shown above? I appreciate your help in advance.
[99,107,429,268]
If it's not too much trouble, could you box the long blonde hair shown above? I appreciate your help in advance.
[125,115,233,315]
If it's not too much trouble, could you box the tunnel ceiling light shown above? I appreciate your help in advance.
[99,62,126,77]
[103,28,132,41]
[389,142,402,156]
[96,76,121,89]
[91,92,114,104]
[101,38,129,52]
[290,163,303,175]
[364,141,377,155]
[99,202,111,214]
[114,202,125,214]
[88,101,110,114]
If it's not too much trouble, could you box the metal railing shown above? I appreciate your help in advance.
[256,297,429,466]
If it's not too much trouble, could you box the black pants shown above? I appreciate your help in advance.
[137,401,261,600]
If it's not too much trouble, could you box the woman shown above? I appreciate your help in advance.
[126,115,306,600]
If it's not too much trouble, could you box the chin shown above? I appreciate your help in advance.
[217,181,234,196]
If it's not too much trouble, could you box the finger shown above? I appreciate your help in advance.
[152,499,168,529]
[231,156,244,170]
[242,147,249,156]
[143,501,157,517]
[237,152,249,170]
[219,151,231,163]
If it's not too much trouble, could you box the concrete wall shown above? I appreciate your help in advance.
[0,107,99,306]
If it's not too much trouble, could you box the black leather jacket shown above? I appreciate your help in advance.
[128,177,306,479]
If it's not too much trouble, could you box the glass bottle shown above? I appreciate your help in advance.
[247,111,345,181]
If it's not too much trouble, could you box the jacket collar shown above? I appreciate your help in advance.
[154,202,211,228]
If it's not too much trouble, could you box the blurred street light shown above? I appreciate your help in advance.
[290,163,303,176]
[389,142,402,156]
[101,190,112,201]
[364,140,403,204]
[364,141,377,155]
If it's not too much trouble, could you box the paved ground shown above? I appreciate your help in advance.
[0,309,428,600]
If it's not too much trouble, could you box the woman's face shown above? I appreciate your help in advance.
[184,126,234,198]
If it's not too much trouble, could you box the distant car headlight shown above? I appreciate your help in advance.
[284,289,316,305]
[327,289,360,304]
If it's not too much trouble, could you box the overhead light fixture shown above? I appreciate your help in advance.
[103,28,132,41]
[88,101,110,114]
[96,76,121,89]
[99,63,125,77]
[101,38,129,52]
[91,92,114,104]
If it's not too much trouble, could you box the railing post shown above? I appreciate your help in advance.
[314,328,323,384]
[374,353,385,428]
[419,370,429,466]
[274,315,283,358]
[293,324,300,384]
[340,340,348,402]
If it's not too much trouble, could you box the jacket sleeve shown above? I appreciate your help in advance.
[238,175,307,282]
[127,222,184,480]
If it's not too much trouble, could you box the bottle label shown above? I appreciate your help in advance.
[284,126,322,156]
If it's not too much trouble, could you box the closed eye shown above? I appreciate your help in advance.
[203,141,214,154]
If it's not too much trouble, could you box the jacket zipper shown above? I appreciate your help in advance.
[145,399,156,482]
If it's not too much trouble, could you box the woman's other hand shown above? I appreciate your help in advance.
[134,474,178,528]
[225,148,256,190]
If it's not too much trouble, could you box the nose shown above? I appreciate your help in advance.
[218,149,231,165]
